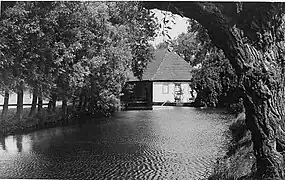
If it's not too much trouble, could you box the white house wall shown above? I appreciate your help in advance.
[0,91,60,108]
[152,82,196,103]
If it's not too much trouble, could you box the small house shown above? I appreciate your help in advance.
[122,48,196,109]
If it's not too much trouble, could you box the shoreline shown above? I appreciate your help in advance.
[0,106,233,138]
[0,108,105,138]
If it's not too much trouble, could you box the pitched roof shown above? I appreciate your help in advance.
[128,48,192,82]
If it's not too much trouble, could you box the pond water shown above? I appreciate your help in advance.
[0,106,231,179]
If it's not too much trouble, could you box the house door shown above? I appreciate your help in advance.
[174,83,183,102]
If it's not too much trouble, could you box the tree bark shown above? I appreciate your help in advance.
[144,2,285,179]
[77,92,84,112]
[1,91,9,120]
[244,95,285,179]
[72,97,76,110]
[88,95,94,113]
[38,97,43,113]
[29,92,37,117]
[82,95,88,111]
[0,137,6,151]
[47,93,57,113]
[1,69,10,121]
[15,135,22,152]
[16,88,24,122]
[62,96,68,120]
[51,93,57,112]
[47,99,52,113]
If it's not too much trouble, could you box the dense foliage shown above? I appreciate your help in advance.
[171,20,240,108]
[0,1,157,118]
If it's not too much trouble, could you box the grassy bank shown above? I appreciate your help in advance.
[209,113,255,180]
[0,107,81,138]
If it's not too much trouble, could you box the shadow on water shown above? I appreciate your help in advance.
[0,137,6,151]
[15,135,23,153]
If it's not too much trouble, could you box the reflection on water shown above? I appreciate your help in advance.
[4,136,18,153]
[0,137,5,151]
[16,135,22,153]
[0,107,231,179]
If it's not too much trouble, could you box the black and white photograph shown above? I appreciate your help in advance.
[0,1,284,179]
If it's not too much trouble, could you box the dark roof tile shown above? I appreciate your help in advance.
[128,48,192,82]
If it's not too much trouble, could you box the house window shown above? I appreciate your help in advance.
[162,83,169,94]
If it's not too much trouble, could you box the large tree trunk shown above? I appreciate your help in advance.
[48,93,57,113]
[51,93,57,112]
[16,135,22,152]
[242,72,285,179]
[1,69,10,121]
[62,96,68,120]
[38,96,43,113]
[72,97,76,111]
[1,90,9,120]
[144,2,285,179]
[244,96,285,179]
[47,99,52,113]
[82,95,88,111]
[0,137,6,151]
[16,88,24,122]
[77,92,84,112]
[29,92,37,117]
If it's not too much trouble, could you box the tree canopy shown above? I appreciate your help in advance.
[166,19,239,108]
[0,1,157,117]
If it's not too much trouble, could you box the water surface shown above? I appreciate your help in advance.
[0,107,230,179]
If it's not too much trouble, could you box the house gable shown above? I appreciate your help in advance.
[127,48,192,82]
[151,50,192,81]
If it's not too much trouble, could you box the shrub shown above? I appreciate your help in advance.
[229,101,244,116]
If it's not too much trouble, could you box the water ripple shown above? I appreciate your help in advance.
[0,107,230,179]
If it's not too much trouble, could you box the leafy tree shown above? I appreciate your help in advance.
[106,2,157,79]
[190,48,238,107]
[81,1,157,115]
[0,2,33,121]
[172,32,204,66]
[0,1,157,119]
[169,19,238,108]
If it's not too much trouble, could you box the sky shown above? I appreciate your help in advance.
[150,9,189,47]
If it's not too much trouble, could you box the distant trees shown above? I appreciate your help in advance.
[162,19,239,108]
[0,1,157,120]
[190,48,238,108]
